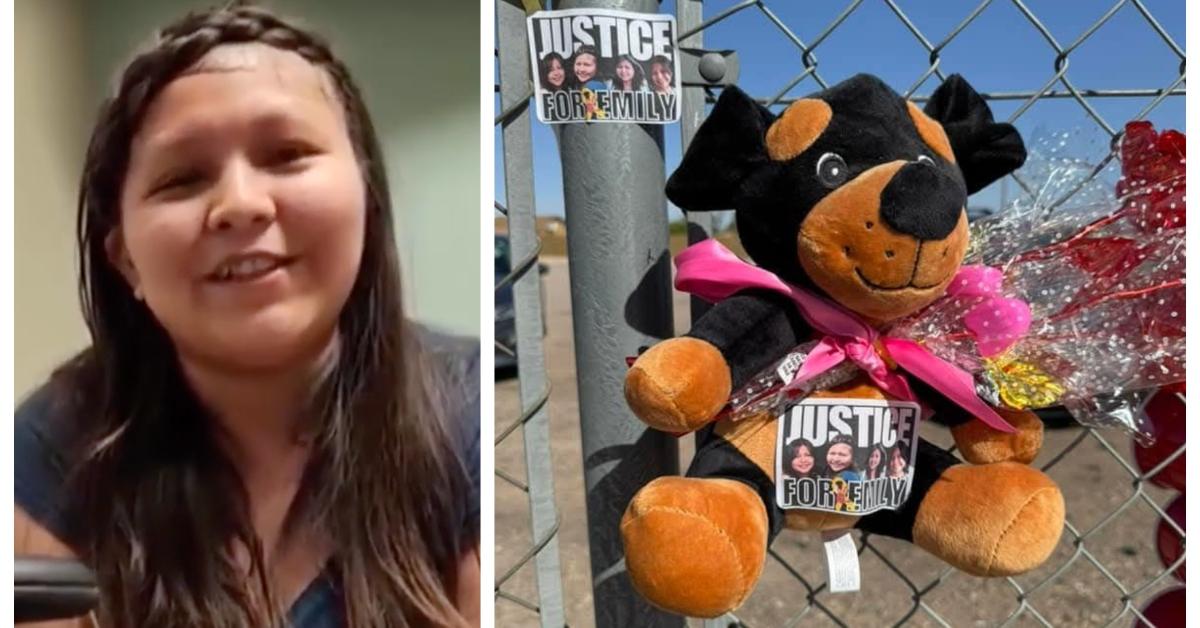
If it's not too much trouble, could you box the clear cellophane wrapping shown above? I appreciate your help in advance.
[725,341,861,422]
[726,124,1183,439]
[885,123,1184,440]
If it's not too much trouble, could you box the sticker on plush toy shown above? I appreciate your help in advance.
[775,398,920,514]
[525,8,680,124]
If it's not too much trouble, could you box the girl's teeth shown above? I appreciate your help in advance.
[218,258,280,280]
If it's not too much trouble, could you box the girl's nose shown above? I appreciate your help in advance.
[206,159,276,232]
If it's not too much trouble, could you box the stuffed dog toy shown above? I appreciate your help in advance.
[620,74,1066,617]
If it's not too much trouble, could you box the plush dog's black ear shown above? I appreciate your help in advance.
[924,74,1026,194]
[666,86,776,211]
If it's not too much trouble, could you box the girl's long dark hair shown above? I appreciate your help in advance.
[538,51,566,92]
[567,45,600,89]
[781,438,816,479]
[52,4,471,626]
[648,55,673,93]
[888,446,910,477]
[610,54,645,91]
[820,436,859,478]
[864,444,887,480]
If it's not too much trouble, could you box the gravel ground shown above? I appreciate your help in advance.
[495,257,1182,628]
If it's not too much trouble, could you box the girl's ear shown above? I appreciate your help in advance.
[105,229,143,300]
[665,86,776,212]
[924,74,1027,194]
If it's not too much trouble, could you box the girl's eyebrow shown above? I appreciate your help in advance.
[142,110,325,155]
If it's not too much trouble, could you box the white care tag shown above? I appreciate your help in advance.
[775,351,806,384]
[821,530,861,593]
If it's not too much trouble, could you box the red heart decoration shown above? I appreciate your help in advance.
[1133,383,1186,490]
[1155,494,1185,582]
[1135,587,1185,628]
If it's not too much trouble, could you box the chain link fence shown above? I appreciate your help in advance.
[494,0,1185,626]
[495,1,566,626]
[677,2,1184,627]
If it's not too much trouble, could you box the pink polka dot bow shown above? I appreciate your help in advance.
[946,266,1033,358]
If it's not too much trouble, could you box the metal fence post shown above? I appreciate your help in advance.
[554,0,684,626]
[497,1,565,625]
[676,8,738,626]
[676,0,715,326]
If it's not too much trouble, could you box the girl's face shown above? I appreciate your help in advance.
[547,58,565,87]
[616,59,634,83]
[869,448,882,469]
[651,63,672,92]
[574,53,596,83]
[115,44,366,371]
[790,445,814,475]
[827,443,853,472]
[890,451,907,473]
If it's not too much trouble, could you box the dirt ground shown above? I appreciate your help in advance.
[495,257,1183,628]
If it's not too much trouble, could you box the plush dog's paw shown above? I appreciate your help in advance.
[913,462,1064,577]
[951,409,1043,464]
[621,477,767,617]
[625,337,732,433]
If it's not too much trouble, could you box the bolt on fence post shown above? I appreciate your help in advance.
[497,1,565,626]
[554,0,684,626]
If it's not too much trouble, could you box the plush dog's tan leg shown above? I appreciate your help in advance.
[621,476,767,617]
[913,462,1064,576]
[952,409,1044,464]
[625,337,732,433]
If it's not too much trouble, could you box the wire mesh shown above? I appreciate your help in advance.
[677,2,1185,627]
[494,1,566,626]
[492,0,1185,625]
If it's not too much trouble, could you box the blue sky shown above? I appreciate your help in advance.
[496,0,1185,220]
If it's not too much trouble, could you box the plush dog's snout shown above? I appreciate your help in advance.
[880,162,967,241]
[796,159,970,320]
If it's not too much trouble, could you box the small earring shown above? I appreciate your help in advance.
[133,286,144,301]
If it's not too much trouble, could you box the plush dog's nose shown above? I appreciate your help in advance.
[879,161,967,241]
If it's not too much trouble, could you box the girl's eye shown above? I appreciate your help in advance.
[271,144,312,165]
[263,142,320,171]
[149,170,205,197]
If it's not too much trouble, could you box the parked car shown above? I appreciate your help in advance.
[494,234,548,371]
[495,235,517,370]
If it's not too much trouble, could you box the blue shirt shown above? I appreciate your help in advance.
[14,333,480,626]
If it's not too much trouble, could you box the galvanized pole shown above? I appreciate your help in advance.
[555,0,683,626]
[497,1,565,626]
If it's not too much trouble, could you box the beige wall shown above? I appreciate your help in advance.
[15,0,89,397]
[15,0,481,397]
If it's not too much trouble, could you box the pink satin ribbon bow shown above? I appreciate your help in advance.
[674,239,1017,433]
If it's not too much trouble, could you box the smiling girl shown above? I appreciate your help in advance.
[538,52,567,92]
[863,444,887,480]
[782,438,817,479]
[648,55,674,95]
[14,6,479,627]
[888,446,911,479]
[607,55,646,92]
[569,45,604,90]
[821,436,861,483]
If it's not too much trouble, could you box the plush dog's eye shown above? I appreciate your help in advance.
[816,152,849,188]
[917,154,935,166]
